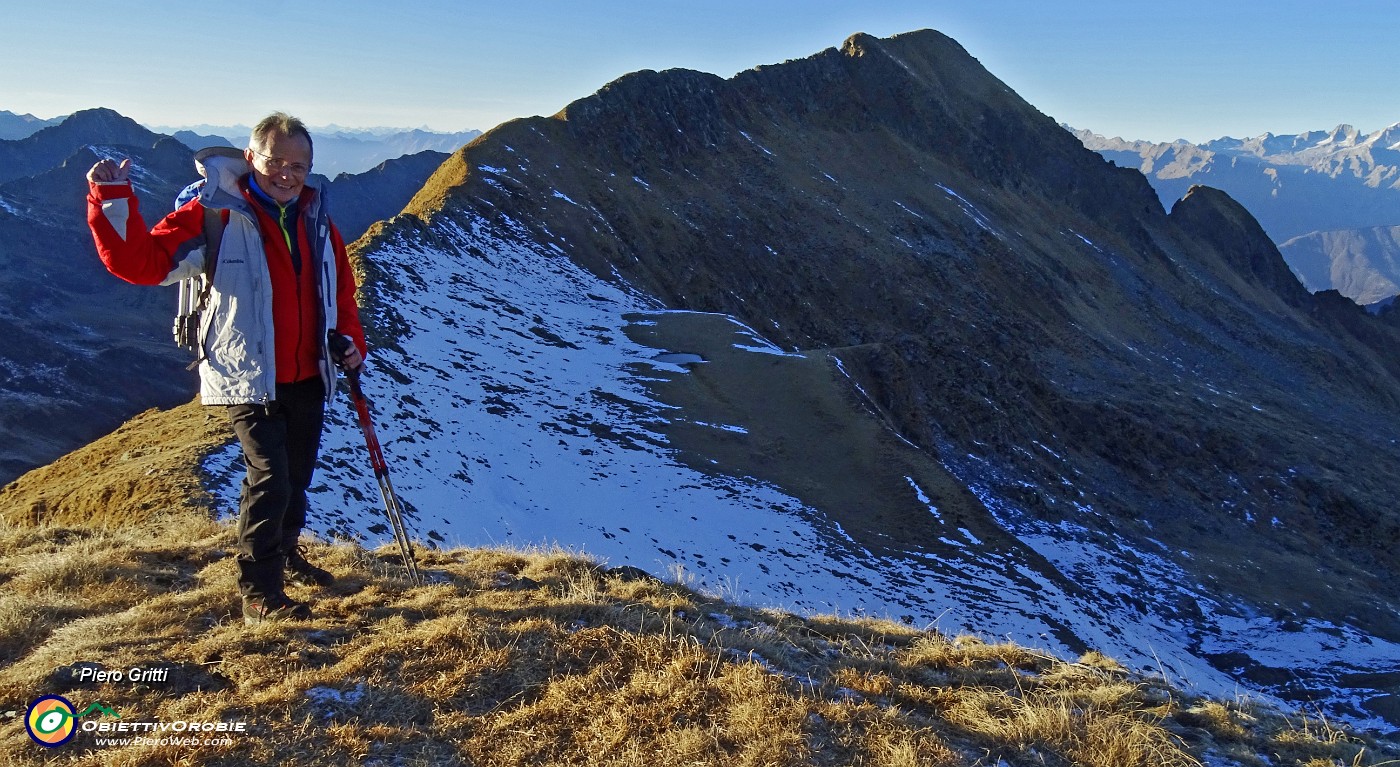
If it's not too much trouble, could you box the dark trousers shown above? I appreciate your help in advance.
[227,377,326,599]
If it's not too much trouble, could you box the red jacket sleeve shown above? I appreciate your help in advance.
[87,181,205,286]
[329,222,368,358]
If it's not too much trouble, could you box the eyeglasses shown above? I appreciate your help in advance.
[250,148,311,177]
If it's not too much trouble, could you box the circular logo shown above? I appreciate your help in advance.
[25,696,77,748]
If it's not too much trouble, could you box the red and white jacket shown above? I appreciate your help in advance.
[87,153,367,405]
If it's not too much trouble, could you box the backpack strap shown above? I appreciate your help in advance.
[200,205,225,292]
[185,206,226,371]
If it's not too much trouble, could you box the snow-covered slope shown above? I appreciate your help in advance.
[189,29,1400,735]
[203,211,1400,733]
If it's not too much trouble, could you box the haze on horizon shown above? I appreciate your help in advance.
[2,0,1396,145]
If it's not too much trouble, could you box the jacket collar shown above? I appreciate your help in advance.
[246,175,298,214]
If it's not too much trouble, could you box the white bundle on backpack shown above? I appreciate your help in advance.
[170,146,241,358]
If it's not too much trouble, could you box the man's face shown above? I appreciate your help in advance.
[246,131,312,205]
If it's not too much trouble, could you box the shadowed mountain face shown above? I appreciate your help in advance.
[327,150,451,245]
[335,30,1400,725]
[0,110,199,482]
[397,28,1400,597]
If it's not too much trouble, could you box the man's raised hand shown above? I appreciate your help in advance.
[87,157,131,184]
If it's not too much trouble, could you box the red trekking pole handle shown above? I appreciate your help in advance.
[330,332,388,473]
[328,330,421,582]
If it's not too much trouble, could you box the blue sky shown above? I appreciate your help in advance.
[4,0,1395,143]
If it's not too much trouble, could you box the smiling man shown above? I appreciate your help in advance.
[86,112,368,624]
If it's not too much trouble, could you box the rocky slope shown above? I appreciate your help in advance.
[394,28,1400,611]
[295,29,1400,729]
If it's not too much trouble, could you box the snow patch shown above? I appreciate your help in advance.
[935,183,1000,236]
[905,477,941,522]
[893,201,925,220]
[738,130,775,157]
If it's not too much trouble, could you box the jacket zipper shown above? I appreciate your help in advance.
[280,204,308,382]
[277,205,295,254]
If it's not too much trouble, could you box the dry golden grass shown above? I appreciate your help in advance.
[1,404,1397,766]
[0,504,1396,766]
[0,399,227,528]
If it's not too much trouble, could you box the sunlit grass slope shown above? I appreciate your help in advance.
[0,403,1392,766]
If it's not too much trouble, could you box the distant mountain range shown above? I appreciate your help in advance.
[154,123,482,176]
[1076,124,1400,307]
[1279,225,1400,305]
[1,111,480,176]
[0,110,61,140]
[0,108,453,481]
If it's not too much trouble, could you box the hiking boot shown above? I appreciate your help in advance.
[285,546,335,588]
[242,593,313,625]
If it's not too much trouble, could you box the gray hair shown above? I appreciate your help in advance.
[249,112,314,158]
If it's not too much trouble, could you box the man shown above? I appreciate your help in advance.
[86,112,367,624]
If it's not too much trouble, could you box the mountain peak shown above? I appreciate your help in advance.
[362,29,1400,730]
[58,107,152,137]
[1323,123,1360,146]
[0,110,63,140]
[839,30,879,55]
[0,106,167,185]
[1171,185,1309,305]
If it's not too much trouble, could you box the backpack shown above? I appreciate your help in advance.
[172,147,241,364]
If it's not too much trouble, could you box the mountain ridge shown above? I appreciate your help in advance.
[0,108,162,185]
[338,29,1400,727]
[0,109,62,140]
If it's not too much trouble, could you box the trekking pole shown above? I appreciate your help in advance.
[329,332,423,585]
